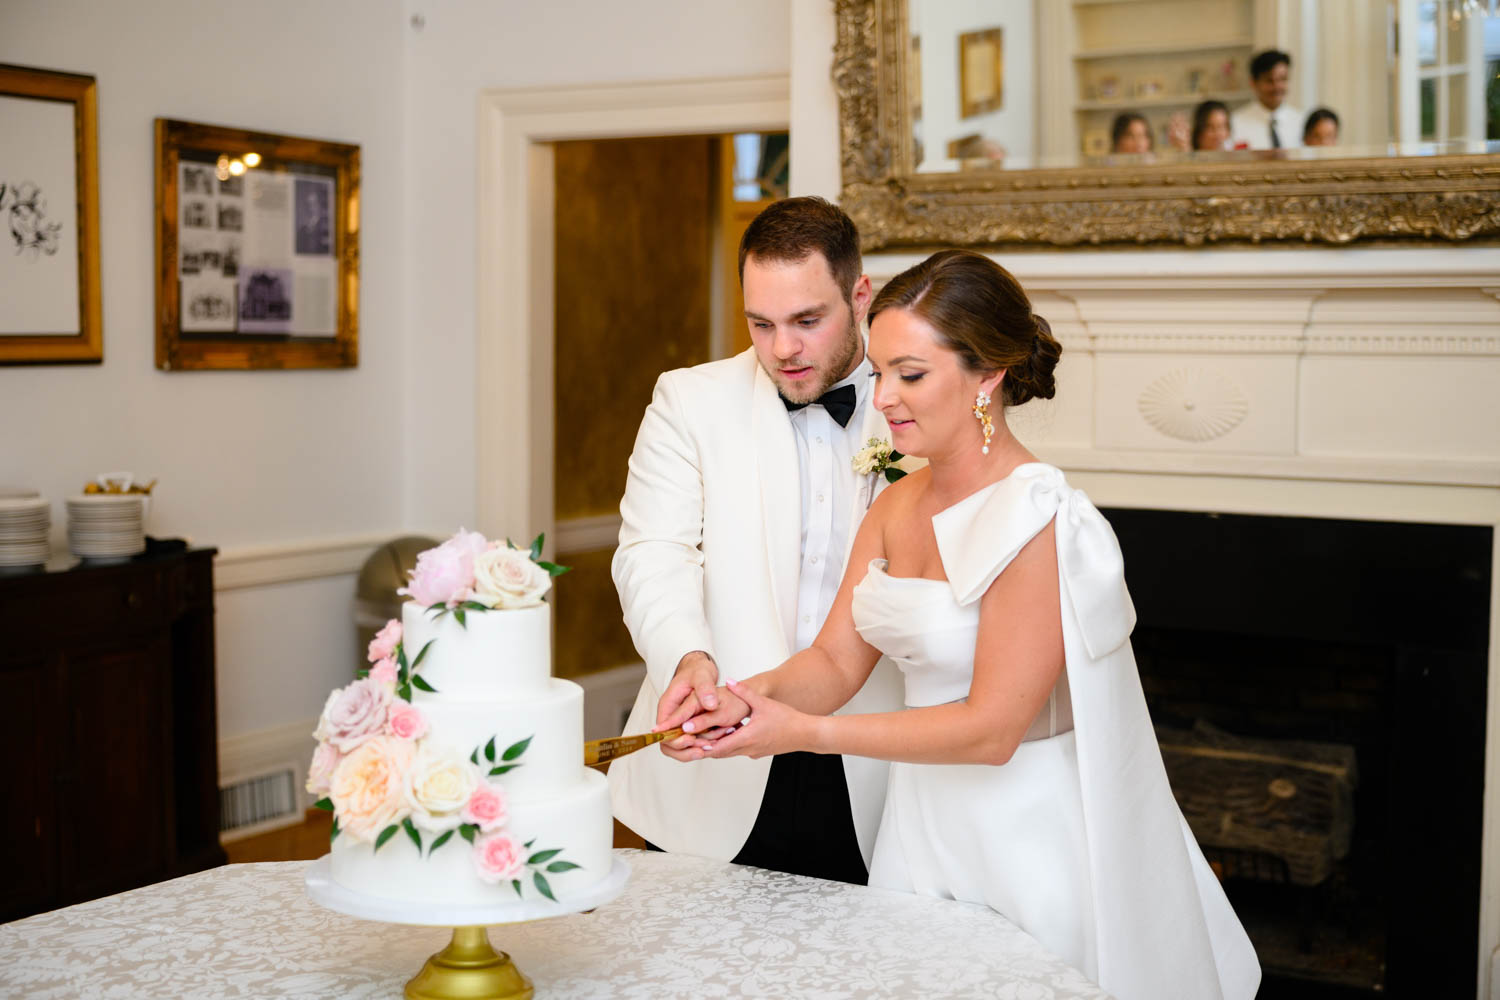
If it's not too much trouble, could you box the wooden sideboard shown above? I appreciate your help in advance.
[0,543,226,922]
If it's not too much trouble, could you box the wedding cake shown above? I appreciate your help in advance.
[307,530,613,906]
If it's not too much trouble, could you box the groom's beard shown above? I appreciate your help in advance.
[772,314,862,406]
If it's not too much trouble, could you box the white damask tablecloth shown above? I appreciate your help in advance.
[0,849,1112,999]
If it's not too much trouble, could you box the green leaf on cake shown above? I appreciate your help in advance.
[411,674,438,693]
[524,838,535,848]
[527,848,562,865]
[459,824,478,845]
[330,818,341,843]
[454,607,467,629]
[546,861,581,873]
[510,879,523,898]
[397,682,412,702]
[536,560,571,578]
[426,602,446,616]
[355,669,369,679]
[396,643,409,671]
[529,533,544,561]
[410,639,435,670]
[484,737,497,763]
[501,735,533,761]
[487,764,518,777]
[403,817,423,851]
[469,748,479,765]
[462,601,488,612]
[428,829,454,854]
[374,823,399,853]
[533,871,557,902]
[313,797,333,812]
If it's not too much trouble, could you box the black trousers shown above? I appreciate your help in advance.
[649,751,868,885]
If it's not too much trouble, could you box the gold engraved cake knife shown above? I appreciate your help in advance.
[584,727,685,766]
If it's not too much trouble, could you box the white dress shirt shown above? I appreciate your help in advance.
[788,356,872,652]
[1230,100,1304,150]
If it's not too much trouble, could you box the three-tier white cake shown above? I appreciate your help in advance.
[309,531,613,907]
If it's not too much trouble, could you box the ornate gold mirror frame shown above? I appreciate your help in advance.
[834,0,1500,251]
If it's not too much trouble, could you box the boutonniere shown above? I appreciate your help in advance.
[852,437,908,483]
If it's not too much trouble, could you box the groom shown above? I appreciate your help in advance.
[608,197,903,883]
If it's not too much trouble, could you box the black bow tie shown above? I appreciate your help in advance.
[782,383,857,427]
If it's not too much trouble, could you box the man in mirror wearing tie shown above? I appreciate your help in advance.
[1231,49,1303,151]
[608,197,903,883]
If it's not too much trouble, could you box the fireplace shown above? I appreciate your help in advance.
[1105,508,1492,998]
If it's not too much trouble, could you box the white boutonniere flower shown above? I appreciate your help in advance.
[852,437,909,482]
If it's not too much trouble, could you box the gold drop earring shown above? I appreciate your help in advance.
[973,390,993,455]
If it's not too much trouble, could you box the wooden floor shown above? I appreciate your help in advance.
[225,810,644,865]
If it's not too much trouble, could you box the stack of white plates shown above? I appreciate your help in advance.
[0,491,51,570]
[67,494,146,562]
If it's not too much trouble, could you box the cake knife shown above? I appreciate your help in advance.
[584,727,685,766]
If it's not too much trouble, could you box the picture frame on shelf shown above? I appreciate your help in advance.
[155,118,360,371]
[0,64,101,365]
[957,27,1003,119]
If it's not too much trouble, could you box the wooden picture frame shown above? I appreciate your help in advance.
[0,64,101,364]
[957,27,1003,120]
[155,118,359,371]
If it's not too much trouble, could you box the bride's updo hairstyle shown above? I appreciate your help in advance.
[869,249,1061,406]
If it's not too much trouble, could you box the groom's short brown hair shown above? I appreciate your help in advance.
[737,197,862,304]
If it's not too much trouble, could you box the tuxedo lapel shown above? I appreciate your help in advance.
[751,363,800,655]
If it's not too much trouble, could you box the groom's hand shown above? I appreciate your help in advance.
[655,651,719,760]
[681,685,750,741]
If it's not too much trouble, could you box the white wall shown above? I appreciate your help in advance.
[399,0,791,538]
[0,0,409,743]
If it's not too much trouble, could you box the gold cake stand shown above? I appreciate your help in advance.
[304,854,631,999]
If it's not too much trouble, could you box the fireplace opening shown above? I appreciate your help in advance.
[1103,508,1492,999]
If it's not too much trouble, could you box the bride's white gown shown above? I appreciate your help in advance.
[850,464,1260,1000]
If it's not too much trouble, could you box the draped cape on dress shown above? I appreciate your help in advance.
[929,464,1260,1000]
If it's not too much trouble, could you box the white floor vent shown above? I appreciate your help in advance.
[219,767,300,838]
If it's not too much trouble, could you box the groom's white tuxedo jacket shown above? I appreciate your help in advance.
[608,347,905,863]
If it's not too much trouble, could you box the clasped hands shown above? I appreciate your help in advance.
[651,651,809,761]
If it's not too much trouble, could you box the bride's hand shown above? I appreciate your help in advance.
[680,684,749,742]
[697,680,813,760]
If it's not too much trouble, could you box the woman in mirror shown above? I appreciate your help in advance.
[1109,111,1154,155]
[1303,108,1340,147]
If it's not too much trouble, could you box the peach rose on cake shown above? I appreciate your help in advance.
[314,678,393,752]
[367,618,402,663]
[399,529,488,607]
[473,831,525,883]
[471,545,551,609]
[305,741,343,797]
[461,782,509,832]
[404,745,481,833]
[329,736,415,842]
[386,701,428,741]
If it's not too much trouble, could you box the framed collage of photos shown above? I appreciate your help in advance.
[155,118,359,370]
[0,64,102,364]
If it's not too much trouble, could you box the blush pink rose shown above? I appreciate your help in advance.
[461,782,509,832]
[367,618,402,663]
[305,741,343,796]
[314,678,392,752]
[329,736,415,842]
[473,831,525,883]
[399,529,489,607]
[386,701,428,740]
[368,657,398,687]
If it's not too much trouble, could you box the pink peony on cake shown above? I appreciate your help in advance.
[307,530,612,906]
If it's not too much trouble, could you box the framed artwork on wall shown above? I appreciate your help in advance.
[155,118,359,370]
[0,64,102,365]
[957,27,1003,120]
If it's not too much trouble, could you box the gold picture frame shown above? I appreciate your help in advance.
[155,118,359,370]
[834,0,1500,250]
[957,27,1003,119]
[0,64,101,364]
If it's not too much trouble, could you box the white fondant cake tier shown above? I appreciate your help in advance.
[414,678,584,798]
[400,600,551,699]
[330,768,612,906]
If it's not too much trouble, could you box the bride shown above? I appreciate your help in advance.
[669,249,1260,1000]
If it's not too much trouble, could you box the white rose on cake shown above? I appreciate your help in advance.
[471,545,553,609]
[404,744,482,833]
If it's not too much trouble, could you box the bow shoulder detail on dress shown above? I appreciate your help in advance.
[931,463,1137,660]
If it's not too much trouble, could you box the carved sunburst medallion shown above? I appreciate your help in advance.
[1137,368,1249,443]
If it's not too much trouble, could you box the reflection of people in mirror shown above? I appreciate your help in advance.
[1167,101,1234,153]
[1231,50,1302,150]
[1110,112,1153,154]
[1303,108,1340,147]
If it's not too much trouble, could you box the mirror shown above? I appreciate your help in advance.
[833,0,1500,249]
